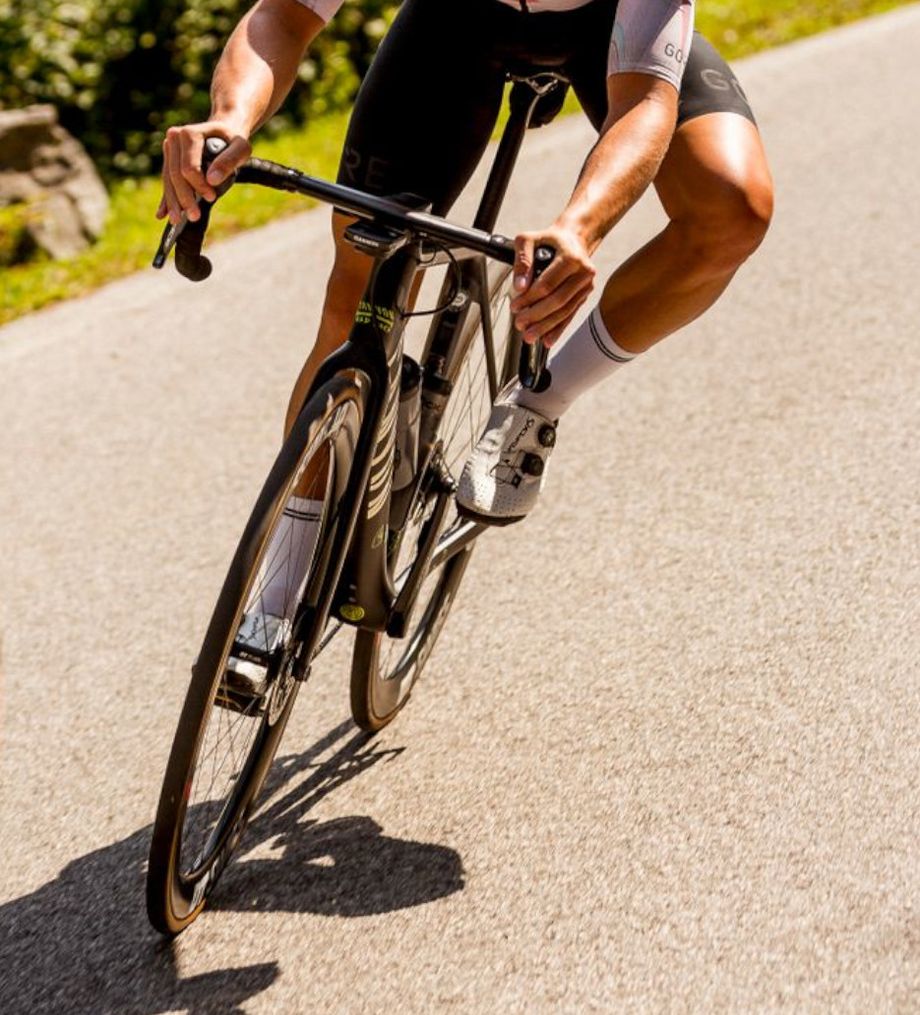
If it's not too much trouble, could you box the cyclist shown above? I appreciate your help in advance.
[159,0,772,659]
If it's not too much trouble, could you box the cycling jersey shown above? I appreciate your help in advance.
[298,0,695,91]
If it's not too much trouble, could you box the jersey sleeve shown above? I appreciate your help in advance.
[291,0,345,23]
[608,0,695,91]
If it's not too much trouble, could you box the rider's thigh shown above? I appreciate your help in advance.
[651,29,773,261]
[336,0,505,215]
[655,112,774,259]
[325,210,425,318]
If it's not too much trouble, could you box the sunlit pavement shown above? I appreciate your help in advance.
[2,9,919,1011]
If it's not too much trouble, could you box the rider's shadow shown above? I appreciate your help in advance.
[0,720,464,1014]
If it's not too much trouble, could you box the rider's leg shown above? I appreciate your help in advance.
[515,111,773,420]
[283,0,507,437]
[513,28,773,421]
[457,111,773,520]
[231,213,371,650]
[284,212,372,436]
[256,0,505,614]
[597,111,773,353]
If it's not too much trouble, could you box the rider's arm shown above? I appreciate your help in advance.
[159,0,328,224]
[555,74,679,251]
[211,0,329,139]
[512,0,695,346]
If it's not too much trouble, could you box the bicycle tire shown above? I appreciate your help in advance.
[147,373,364,935]
[350,263,519,731]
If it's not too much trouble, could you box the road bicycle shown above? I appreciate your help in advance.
[146,69,568,935]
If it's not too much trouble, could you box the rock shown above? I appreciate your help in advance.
[0,105,109,260]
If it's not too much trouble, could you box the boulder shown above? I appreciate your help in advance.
[0,105,109,260]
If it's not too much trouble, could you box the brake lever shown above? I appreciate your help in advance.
[518,244,555,391]
[152,207,196,269]
[152,138,234,281]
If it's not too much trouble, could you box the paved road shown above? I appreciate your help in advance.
[2,9,919,1012]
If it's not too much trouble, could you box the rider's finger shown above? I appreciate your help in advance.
[511,257,576,312]
[514,272,593,330]
[161,134,181,224]
[522,290,590,345]
[513,235,535,293]
[155,195,168,220]
[512,255,586,311]
[161,173,183,226]
[206,136,252,187]
[163,129,201,220]
[165,196,183,226]
[169,133,205,218]
[543,322,569,348]
[168,157,201,222]
[178,132,216,203]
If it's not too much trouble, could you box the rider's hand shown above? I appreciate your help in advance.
[510,224,597,348]
[156,120,253,226]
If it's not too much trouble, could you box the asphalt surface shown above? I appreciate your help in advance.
[2,9,919,1012]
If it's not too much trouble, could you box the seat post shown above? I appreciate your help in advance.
[472,74,566,234]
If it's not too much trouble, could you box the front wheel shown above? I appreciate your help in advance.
[146,374,364,935]
[350,263,518,731]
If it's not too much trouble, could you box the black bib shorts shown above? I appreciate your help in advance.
[336,0,757,215]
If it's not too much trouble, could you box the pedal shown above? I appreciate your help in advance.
[215,675,267,715]
[232,613,290,663]
[214,614,291,714]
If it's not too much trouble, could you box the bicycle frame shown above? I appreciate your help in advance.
[280,72,570,663]
[154,72,568,662]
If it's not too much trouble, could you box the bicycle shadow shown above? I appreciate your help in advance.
[0,720,464,1014]
[216,719,464,917]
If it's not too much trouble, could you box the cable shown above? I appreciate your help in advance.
[399,242,462,320]
[364,239,463,347]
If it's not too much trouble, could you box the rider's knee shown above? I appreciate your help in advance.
[729,171,774,257]
[324,245,371,317]
[681,172,773,276]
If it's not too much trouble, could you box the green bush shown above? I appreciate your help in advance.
[0,0,398,179]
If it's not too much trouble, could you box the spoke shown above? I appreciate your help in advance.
[173,404,350,882]
[373,301,511,680]
[443,354,489,465]
[315,619,344,655]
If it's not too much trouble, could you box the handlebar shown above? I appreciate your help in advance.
[151,138,230,281]
[153,138,554,388]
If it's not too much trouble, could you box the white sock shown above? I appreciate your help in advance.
[514,305,638,420]
[250,496,323,620]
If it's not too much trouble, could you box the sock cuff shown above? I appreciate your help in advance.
[588,307,636,364]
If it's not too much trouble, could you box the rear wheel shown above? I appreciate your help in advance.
[147,375,364,935]
[350,264,519,731]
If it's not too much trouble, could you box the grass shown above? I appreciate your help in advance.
[0,114,351,325]
[1,0,915,326]
[696,0,915,57]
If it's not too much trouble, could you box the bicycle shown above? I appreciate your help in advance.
[146,69,568,936]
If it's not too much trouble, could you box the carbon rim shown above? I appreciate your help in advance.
[153,386,362,929]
